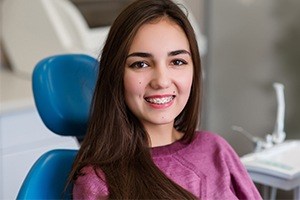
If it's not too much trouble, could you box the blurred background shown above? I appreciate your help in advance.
[1,0,299,199]
[205,0,300,156]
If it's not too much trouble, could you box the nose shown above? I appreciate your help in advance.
[149,64,171,89]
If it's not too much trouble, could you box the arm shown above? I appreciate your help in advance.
[219,136,262,200]
[73,166,109,200]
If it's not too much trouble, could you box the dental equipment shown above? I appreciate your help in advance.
[232,82,286,152]
[232,125,273,152]
[272,83,286,144]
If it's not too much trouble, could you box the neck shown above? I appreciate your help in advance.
[144,123,183,147]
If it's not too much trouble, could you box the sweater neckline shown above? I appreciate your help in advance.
[150,138,189,157]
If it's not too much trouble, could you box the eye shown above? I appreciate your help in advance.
[171,59,188,66]
[129,61,149,69]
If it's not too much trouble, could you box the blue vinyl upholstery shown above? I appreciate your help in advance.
[17,54,99,199]
[17,150,77,199]
[32,54,99,139]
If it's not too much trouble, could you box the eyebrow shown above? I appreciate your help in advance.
[126,49,191,59]
[168,49,191,56]
[126,52,152,58]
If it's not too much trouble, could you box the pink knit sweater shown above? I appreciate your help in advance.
[73,131,262,199]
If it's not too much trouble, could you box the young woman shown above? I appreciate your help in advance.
[69,0,262,199]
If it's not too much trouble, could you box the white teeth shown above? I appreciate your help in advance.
[145,96,174,104]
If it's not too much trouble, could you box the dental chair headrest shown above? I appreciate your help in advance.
[32,54,99,140]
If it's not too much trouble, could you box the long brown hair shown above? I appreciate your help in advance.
[69,0,202,198]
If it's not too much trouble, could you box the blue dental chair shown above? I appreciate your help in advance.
[16,54,99,199]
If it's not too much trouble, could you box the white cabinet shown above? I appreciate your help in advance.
[0,108,79,200]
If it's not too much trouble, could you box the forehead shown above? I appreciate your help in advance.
[128,18,190,54]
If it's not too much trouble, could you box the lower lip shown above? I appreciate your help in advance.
[146,98,174,109]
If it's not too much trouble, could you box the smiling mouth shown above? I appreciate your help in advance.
[144,95,175,105]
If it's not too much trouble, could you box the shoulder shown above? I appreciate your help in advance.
[178,131,239,162]
[191,131,262,199]
[192,130,232,149]
[191,131,243,167]
[73,165,108,199]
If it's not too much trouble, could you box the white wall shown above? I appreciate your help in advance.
[184,0,205,29]
[206,0,300,155]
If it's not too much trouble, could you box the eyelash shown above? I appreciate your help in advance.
[128,59,188,69]
[171,59,188,66]
[129,61,149,69]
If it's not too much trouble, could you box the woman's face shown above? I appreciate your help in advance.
[124,18,193,131]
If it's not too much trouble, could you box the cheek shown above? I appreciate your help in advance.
[124,74,144,98]
[178,71,193,95]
